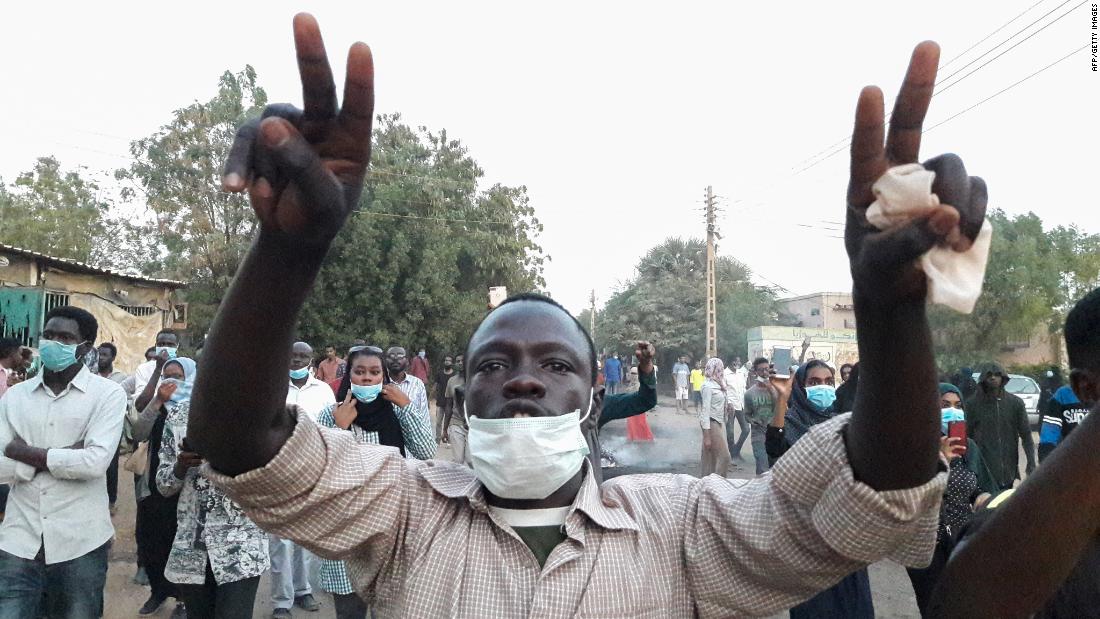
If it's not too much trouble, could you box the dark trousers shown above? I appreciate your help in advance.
[0,542,109,619]
[105,450,119,506]
[178,563,260,619]
[906,538,951,618]
[136,494,180,601]
[333,592,369,619]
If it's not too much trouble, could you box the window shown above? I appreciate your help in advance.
[43,292,70,315]
[120,305,160,317]
[810,308,820,316]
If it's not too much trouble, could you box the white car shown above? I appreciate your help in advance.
[972,372,1041,427]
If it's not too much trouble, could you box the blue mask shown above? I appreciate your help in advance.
[805,385,837,410]
[351,383,383,403]
[941,407,965,434]
[161,377,191,403]
[156,346,178,360]
[39,339,81,372]
[289,367,310,380]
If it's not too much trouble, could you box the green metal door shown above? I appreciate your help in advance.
[0,287,44,347]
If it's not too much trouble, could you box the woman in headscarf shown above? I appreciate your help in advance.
[834,361,859,413]
[698,357,732,478]
[156,358,270,619]
[315,346,437,619]
[765,359,874,619]
[130,357,195,618]
[765,359,837,464]
[905,383,996,617]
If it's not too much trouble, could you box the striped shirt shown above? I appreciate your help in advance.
[208,411,944,617]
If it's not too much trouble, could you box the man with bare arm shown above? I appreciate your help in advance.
[187,14,987,617]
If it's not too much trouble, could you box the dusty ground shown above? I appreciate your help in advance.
[102,395,1035,618]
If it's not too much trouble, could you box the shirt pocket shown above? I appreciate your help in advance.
[50,411,91,447]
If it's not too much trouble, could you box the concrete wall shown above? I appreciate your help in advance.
[998,323,1065,369]
[747,325,859,369]
[779,292,855,330]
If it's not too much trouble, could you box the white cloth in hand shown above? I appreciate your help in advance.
[867,163,992,314]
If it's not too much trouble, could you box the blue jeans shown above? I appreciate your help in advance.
[0,542,109,619]
[605,381,620,395]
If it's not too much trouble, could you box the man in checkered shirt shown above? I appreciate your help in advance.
[187,15,989,618]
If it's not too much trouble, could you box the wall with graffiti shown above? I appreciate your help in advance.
[746,325,859,369]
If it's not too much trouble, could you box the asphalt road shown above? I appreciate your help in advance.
[103,396,1037,618]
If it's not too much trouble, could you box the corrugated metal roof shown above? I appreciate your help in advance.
[0,243,186,288]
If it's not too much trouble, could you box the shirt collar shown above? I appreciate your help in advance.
[418,459,638,532]
[32,364,92,395]
[289,376,329,390]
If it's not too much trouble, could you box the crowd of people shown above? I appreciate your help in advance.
[4,13,1100,619]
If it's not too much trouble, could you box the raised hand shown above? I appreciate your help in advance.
[846,41,987,306]
[334,392,358,430]
[222,13,375,247]
[156,380,178,403]
[634,341,655,373]
[382,384,411,408]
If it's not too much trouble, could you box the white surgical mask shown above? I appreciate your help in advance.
[465,389,593,500]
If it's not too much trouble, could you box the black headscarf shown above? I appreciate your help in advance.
[335,348,407,456]
[783,359,837,445]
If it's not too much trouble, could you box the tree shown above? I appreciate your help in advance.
[929,209,1100,370]
[296,114,546,359]
[593,237,786,373]
[0,157,110,263]
[118,67,268,336]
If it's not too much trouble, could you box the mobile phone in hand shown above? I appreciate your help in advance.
[947,421,968,455]
[771,347,793,379]
[181,437,199,456]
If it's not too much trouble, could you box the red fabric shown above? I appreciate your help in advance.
[409,356,431,383]
[328,378,342,395]
[626,413,655,442]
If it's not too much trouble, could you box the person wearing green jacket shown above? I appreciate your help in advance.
[965,363,1036,490]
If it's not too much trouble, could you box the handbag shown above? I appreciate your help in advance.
[123,440,149,475]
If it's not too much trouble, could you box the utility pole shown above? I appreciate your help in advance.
[704,185,718,359]
[589,289,596,337]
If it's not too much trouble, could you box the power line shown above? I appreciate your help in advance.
[933,0,1082,97]
[923,43,1086,134]
[791,0,1074,172]
[355,210,518,226]
[939,0,1054,68]
[791,41,1082,177]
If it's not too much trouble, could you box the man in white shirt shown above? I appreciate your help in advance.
[723,356,750,461]
[125,329,181,413]
[0,306,127,618]
[271,341,335,617]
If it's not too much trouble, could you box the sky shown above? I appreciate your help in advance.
[2,1,1097,314]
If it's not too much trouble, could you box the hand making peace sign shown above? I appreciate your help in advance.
[222,13,375,247]
[846,41,987,306]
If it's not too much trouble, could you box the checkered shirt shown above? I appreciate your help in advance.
[207,411,945,618]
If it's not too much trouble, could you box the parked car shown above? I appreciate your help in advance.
[972,372,1041,427]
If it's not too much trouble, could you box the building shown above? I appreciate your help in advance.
[0,243,186,374]
[778,292,855,330]
[747,325,859,370]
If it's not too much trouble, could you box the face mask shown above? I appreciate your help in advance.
[805,384,837,410]
[289,367,310,380]
[162,377,191,403]
[941,407,965,434]
[755,375,768,384]
[351,382,383,403]
[418,351,426,359]
[465,389,593,500]
[39,339,82,372]
[156,346,178,360]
